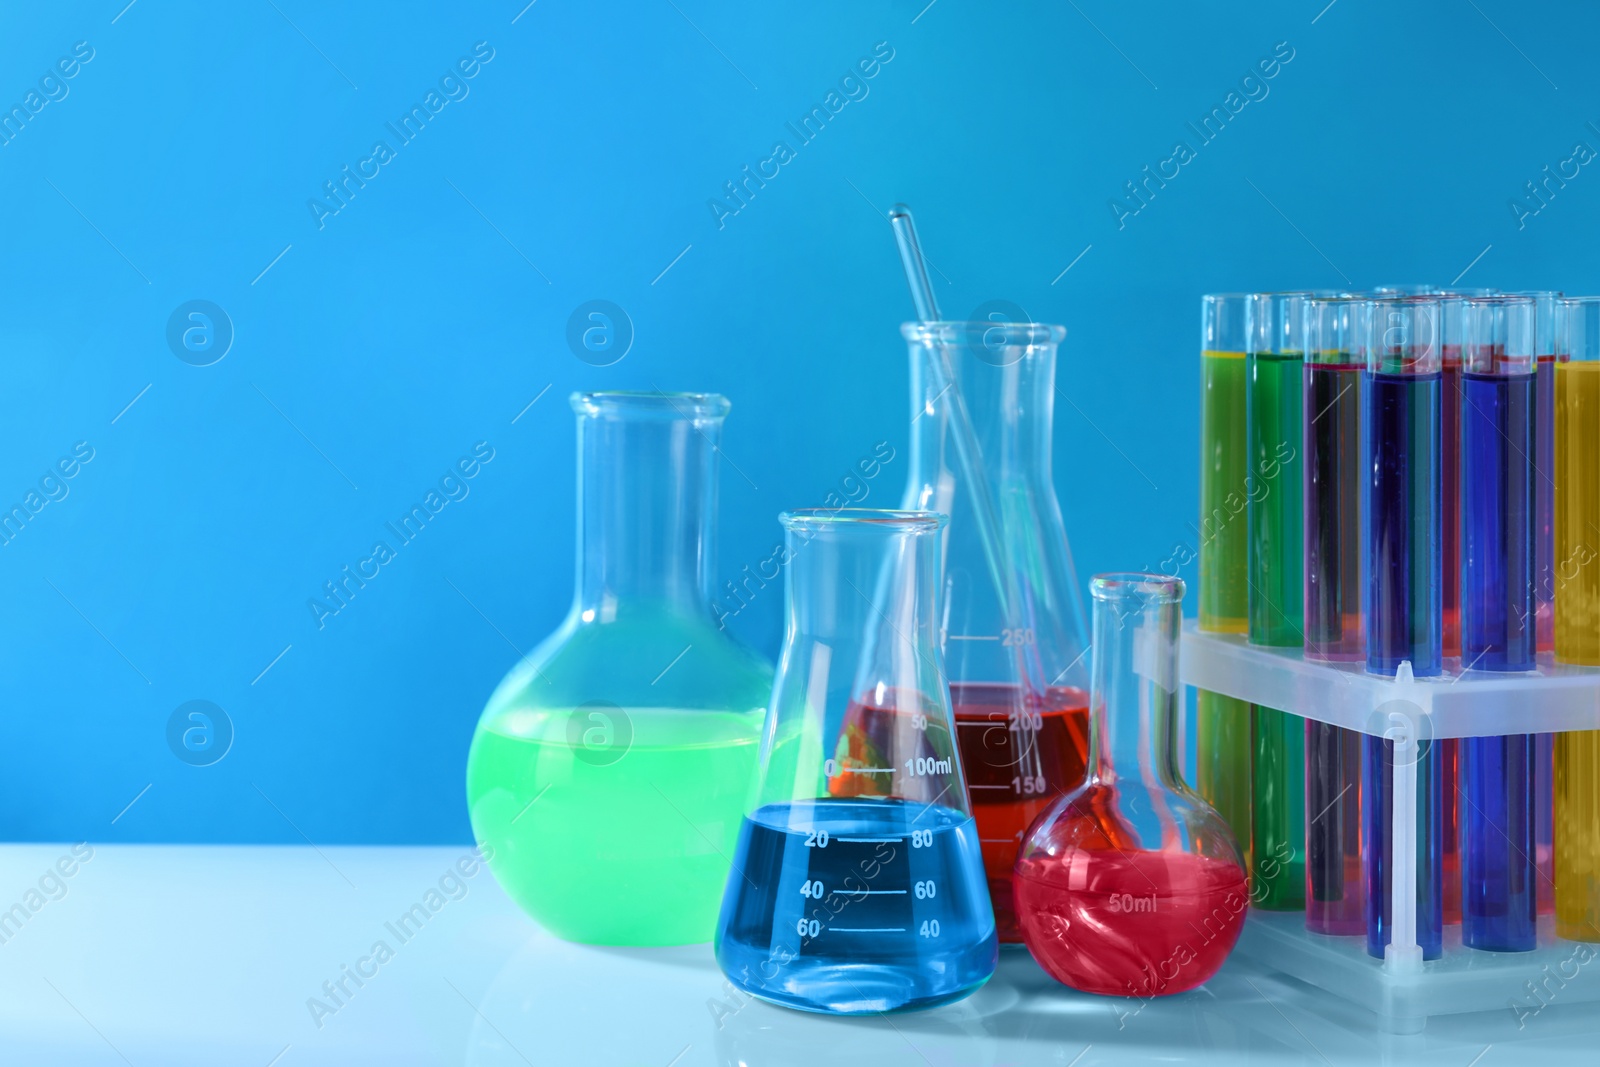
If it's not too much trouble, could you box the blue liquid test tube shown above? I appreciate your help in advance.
[1361,297,1444,961]
[1460,296,1540,952]
[1513,290,1562,919]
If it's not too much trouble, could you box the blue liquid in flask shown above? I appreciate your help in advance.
[715,797,997,1015]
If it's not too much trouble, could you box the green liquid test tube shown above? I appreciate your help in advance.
[1246,292,1308,910]
[1197,295,1252,868]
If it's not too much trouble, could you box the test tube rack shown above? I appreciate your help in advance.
[1181,624,1600,1033]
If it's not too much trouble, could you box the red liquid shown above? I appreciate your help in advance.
[952,683,1089,942]
[1014,846,1248,996]
[1441,738,1461,925]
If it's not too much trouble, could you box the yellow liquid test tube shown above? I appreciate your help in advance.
[1554,303,1600,942]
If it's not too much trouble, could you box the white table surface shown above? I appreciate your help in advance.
[0,844,1593,1065]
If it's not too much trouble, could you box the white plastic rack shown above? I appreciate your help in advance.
[1181,623,1600,1032]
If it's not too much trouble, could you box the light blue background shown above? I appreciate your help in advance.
[2,0,1594,844]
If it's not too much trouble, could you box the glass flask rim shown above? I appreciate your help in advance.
[900,321,1065,346]
[569,390,730,419]
[780,507,945,531]
[1090,571,1185,604]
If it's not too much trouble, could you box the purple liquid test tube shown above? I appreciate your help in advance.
[1302,295,1365,935]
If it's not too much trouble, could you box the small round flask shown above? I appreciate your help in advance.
[1014,574,1247,996]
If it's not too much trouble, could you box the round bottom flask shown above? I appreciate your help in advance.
[466,393,773,946]
[1014,574,1248,996]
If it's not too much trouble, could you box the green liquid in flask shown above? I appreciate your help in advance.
[466,392,774,946]
[467,706,763,946]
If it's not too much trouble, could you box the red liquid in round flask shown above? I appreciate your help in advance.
[1015,574,1248,997]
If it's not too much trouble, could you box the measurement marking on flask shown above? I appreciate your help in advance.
[835,836,903,843]
[969,784,1011,790]
[948,634,1001,641]
[904,755,954,777]
[839,889,908,895]
[830,927,907,933]
[823,758,895,777]
[979,837,1018,844]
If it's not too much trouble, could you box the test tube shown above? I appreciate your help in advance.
[1301,295,1364,935]
[1198,295,1254,864]
[1518,291,1563,651]
[1438,289,1498,925]
[1515,289,1562,919]
[1438,289,1498,658]
[1459,296,1539,952]
[1374,285,1444,296]
[1361,296,1444,960]
[1554,296,1600,943]
[1247,292,1308,911]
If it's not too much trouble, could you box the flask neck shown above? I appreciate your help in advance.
[1085,578,1185,792]
[574,401,721,619]
[906,334,1059,502]
[784,530,943,650]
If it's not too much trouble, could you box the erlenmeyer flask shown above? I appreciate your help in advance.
[900,321,1092,943]
[466,392,773,946]
[1014,574,1247,997]
[714,509,997,1014]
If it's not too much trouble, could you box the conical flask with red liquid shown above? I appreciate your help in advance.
[1014,574,1248,997]
[900,321,1092,943]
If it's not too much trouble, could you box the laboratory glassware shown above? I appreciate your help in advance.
[1360,297,1444,960]
[1247,292,1309,910]
[900,320,1091,944]
[1375,285,1444,296]
[1513,291,1564,653]
[1513,290,1562,918]
[1438,288,1499,925]
[1198,294,1254,869]
[1439,288,1499,658]
[1554,296,1600,942]
[714,509,997,1014]
[465,392,774,946]
[1014,573,1247,996]
[1459,296,1539,952]
[1301,294,1365,935]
